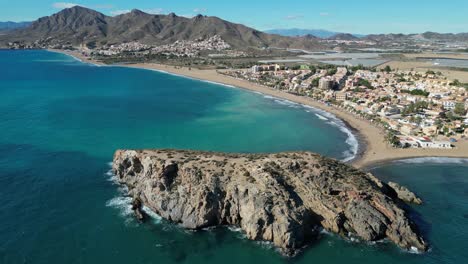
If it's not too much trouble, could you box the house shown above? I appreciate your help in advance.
[416,137,433,148]
[442,100,456,110]
[335,92,348,101]
[398,136,419,148]
[319,78,334,90]
[416,137,452,149]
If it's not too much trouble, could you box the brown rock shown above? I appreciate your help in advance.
[112,149,428,256]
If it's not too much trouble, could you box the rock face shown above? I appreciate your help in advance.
[388,182,423,205]
[112,149,428,256]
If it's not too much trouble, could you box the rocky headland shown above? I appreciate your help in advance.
[112,149,427,256]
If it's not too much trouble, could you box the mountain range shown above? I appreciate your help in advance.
[2,6,468,50]
[0,21,31,31]
[265,28,365,38]
[0,6,325,50]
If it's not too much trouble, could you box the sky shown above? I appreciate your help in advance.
[0,0,467,34]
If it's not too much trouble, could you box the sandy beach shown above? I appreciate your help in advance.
[52,49,468,168]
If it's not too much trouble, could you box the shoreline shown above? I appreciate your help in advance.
[50,49,468,169]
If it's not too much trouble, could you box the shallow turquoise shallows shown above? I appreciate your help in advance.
[1,50,467,264]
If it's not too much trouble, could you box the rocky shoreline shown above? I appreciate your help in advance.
[112,149,427,256]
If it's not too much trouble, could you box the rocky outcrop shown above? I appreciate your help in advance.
[112,149,428,256]
[388,182,423,205]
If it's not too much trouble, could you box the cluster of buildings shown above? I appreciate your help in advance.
[90,42,152,56]
[150,35,231,57]
[229,64,350,94]
[336,70,467,147]
[82,35,232,58]
[225,64,468,149]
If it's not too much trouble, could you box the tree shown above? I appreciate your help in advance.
[450,79,462,86]
[454,103,467,116]
[383,65,392,73]
[401,89,430,97]
[357,79,374,89]
[385,131,400,147]
[311,78,320,87]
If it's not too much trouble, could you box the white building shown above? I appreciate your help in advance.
[442,100,456,110]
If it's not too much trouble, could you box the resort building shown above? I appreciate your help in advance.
[319,78,334,90]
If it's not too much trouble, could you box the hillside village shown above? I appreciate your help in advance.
[223,65,468,149]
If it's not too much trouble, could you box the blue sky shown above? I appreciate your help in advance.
[1,0,467,34]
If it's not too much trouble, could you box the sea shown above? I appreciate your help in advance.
[0,50,467,264]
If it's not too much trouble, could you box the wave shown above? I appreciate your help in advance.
[315,114,329,121]
[395,157,468,164]
[201,79,236,89]
[306,106,359,162]
[142,206,163,224]
[260,95,359,162]
[106,196,133,218]
[227,226,242,233]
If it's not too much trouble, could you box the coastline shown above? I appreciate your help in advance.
[50,49,468,169]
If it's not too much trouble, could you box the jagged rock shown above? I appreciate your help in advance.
[388,182,423,205]
[131,197,147,221]
[113,149,428,256]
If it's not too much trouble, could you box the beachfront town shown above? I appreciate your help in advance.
[223,64,468,149]
[75,35,243,58]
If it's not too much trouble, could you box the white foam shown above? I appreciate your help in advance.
[48,50,103,67]
[312,107,359,162]
[255,240,274,250]
[142,206,163,223]
[201,79,236,88]
[315,114,329,121]
[227,226,242,233]
[408,246,423,255]
[396,157,468,164]
[106,196,133,217]
[260,94,359,162]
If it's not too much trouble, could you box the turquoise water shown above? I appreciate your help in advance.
[1,50,467,263]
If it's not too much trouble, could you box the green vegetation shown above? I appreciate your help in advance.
[385,131,400,147]
[357,79,374,89]
[327,68,337,75]
[310,78,320,88]
[382,65,392,73]
[401,89,430,97]
[402,101,429,115]
[454,103,467,116]
[450,79,468,90]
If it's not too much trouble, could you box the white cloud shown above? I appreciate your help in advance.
[143,8,164,14]
[110,9,131,16]
[193,8,207,13]
[284,15,303,20]
[320,12,330,16]
[52,2,79,9]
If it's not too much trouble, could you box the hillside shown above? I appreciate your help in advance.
[0,21,31,31]
[1,6,325,50]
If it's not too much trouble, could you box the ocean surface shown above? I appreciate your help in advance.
[0,50,467,263]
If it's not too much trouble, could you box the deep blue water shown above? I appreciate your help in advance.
[0,50,467,263]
